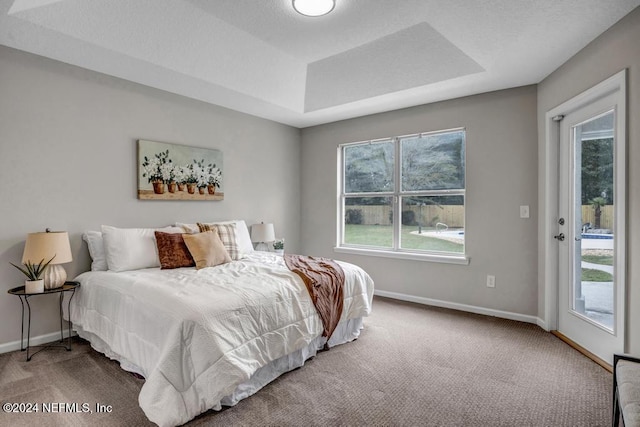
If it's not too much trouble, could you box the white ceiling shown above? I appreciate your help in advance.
[1,0,638,128]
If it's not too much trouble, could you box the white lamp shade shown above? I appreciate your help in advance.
[22,231,72,265]
[251,223,275,243]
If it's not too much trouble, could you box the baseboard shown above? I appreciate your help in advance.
[536,317,549,331]
[0,330,78,355]
[374,290,544,326]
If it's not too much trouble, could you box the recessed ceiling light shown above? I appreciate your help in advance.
[292,0,335,17]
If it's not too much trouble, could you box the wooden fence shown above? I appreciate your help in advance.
[346,204,614,230]
[581,205,613,230]
[346,205,464,227]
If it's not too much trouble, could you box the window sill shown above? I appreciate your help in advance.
[333,246,470,265]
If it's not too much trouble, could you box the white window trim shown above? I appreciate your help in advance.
[334,246,470,264]
[336,128,468,264]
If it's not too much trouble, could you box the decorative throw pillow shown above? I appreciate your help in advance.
[175,220,254,255]
[182,231,231,270]
[154,231,195,269]
[197,222,242,260]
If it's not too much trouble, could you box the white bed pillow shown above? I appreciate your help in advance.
[234,220,254,254]
[82,231,108,271]
[175,220,254,255]
[101,225,183,272]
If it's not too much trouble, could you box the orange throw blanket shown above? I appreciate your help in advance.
[284,254,345,345]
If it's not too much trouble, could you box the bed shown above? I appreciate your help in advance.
[70,222,374,427]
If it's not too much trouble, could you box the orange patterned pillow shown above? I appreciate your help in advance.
[154,231,195,269]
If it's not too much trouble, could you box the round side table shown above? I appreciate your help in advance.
[7,281,80,361]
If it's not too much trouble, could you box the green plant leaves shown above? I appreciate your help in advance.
[10,255,56,280]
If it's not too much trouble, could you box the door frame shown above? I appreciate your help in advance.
[542,70,626,345]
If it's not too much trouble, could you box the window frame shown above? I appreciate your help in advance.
[336,128,469,265]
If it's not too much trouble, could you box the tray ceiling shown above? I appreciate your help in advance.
[1,0,638,127]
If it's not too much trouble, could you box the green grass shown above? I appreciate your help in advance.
[581,268,613,282]
[344,224,464,253]
[582,254,613,266]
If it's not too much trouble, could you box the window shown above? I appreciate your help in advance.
[338,128,466,262]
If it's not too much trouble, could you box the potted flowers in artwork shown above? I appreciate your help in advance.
[207,164,222,195]
[142,150,173,194]
[163,163,177,193]
[174,166,190,192]
[192,159,210,195]
[185,162,199,194]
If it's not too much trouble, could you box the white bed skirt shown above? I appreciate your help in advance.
[74,316,364,410]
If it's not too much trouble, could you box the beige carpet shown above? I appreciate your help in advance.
[0,297,611,426]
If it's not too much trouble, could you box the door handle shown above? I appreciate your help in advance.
[554,233,565,241]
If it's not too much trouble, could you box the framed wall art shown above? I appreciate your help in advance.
[137,139,224,201]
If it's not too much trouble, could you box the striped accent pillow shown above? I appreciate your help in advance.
[197,222,242,260]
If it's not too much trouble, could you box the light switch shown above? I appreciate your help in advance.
[520,205,530,218]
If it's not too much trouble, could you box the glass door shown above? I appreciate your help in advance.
[557,90,625,364]
[570,111,614,330]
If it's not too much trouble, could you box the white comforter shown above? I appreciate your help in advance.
[71,252,374,426]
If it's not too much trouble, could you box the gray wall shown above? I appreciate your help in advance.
[2,5,637,356]
[537,7,640,354]
[0,46,301,346]
[300,86,539,316]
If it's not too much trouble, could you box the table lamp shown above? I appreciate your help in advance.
[251,223,275,252]
[22,230,73,290]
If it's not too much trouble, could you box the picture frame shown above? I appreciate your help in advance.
[137,139,224,201]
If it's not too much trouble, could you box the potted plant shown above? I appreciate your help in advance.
[207,164,222,195]
[174,166,189,191]
[192,159,210,194]
[185,161,200,194]
[273,239,284,255]
[161,163,177,193]
[142,150,172,194]
[10,256,55,293]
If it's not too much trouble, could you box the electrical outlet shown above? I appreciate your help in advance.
[486,275,496,288]
[520,205,530,218]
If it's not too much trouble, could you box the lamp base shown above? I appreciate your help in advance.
[44,264,67,290]
[255,242,270,252]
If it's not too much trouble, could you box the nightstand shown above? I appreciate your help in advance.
[7,281,79,361]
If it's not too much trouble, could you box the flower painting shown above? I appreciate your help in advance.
[137,140,224,200]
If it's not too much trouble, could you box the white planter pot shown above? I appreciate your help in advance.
[25,279,44,293]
